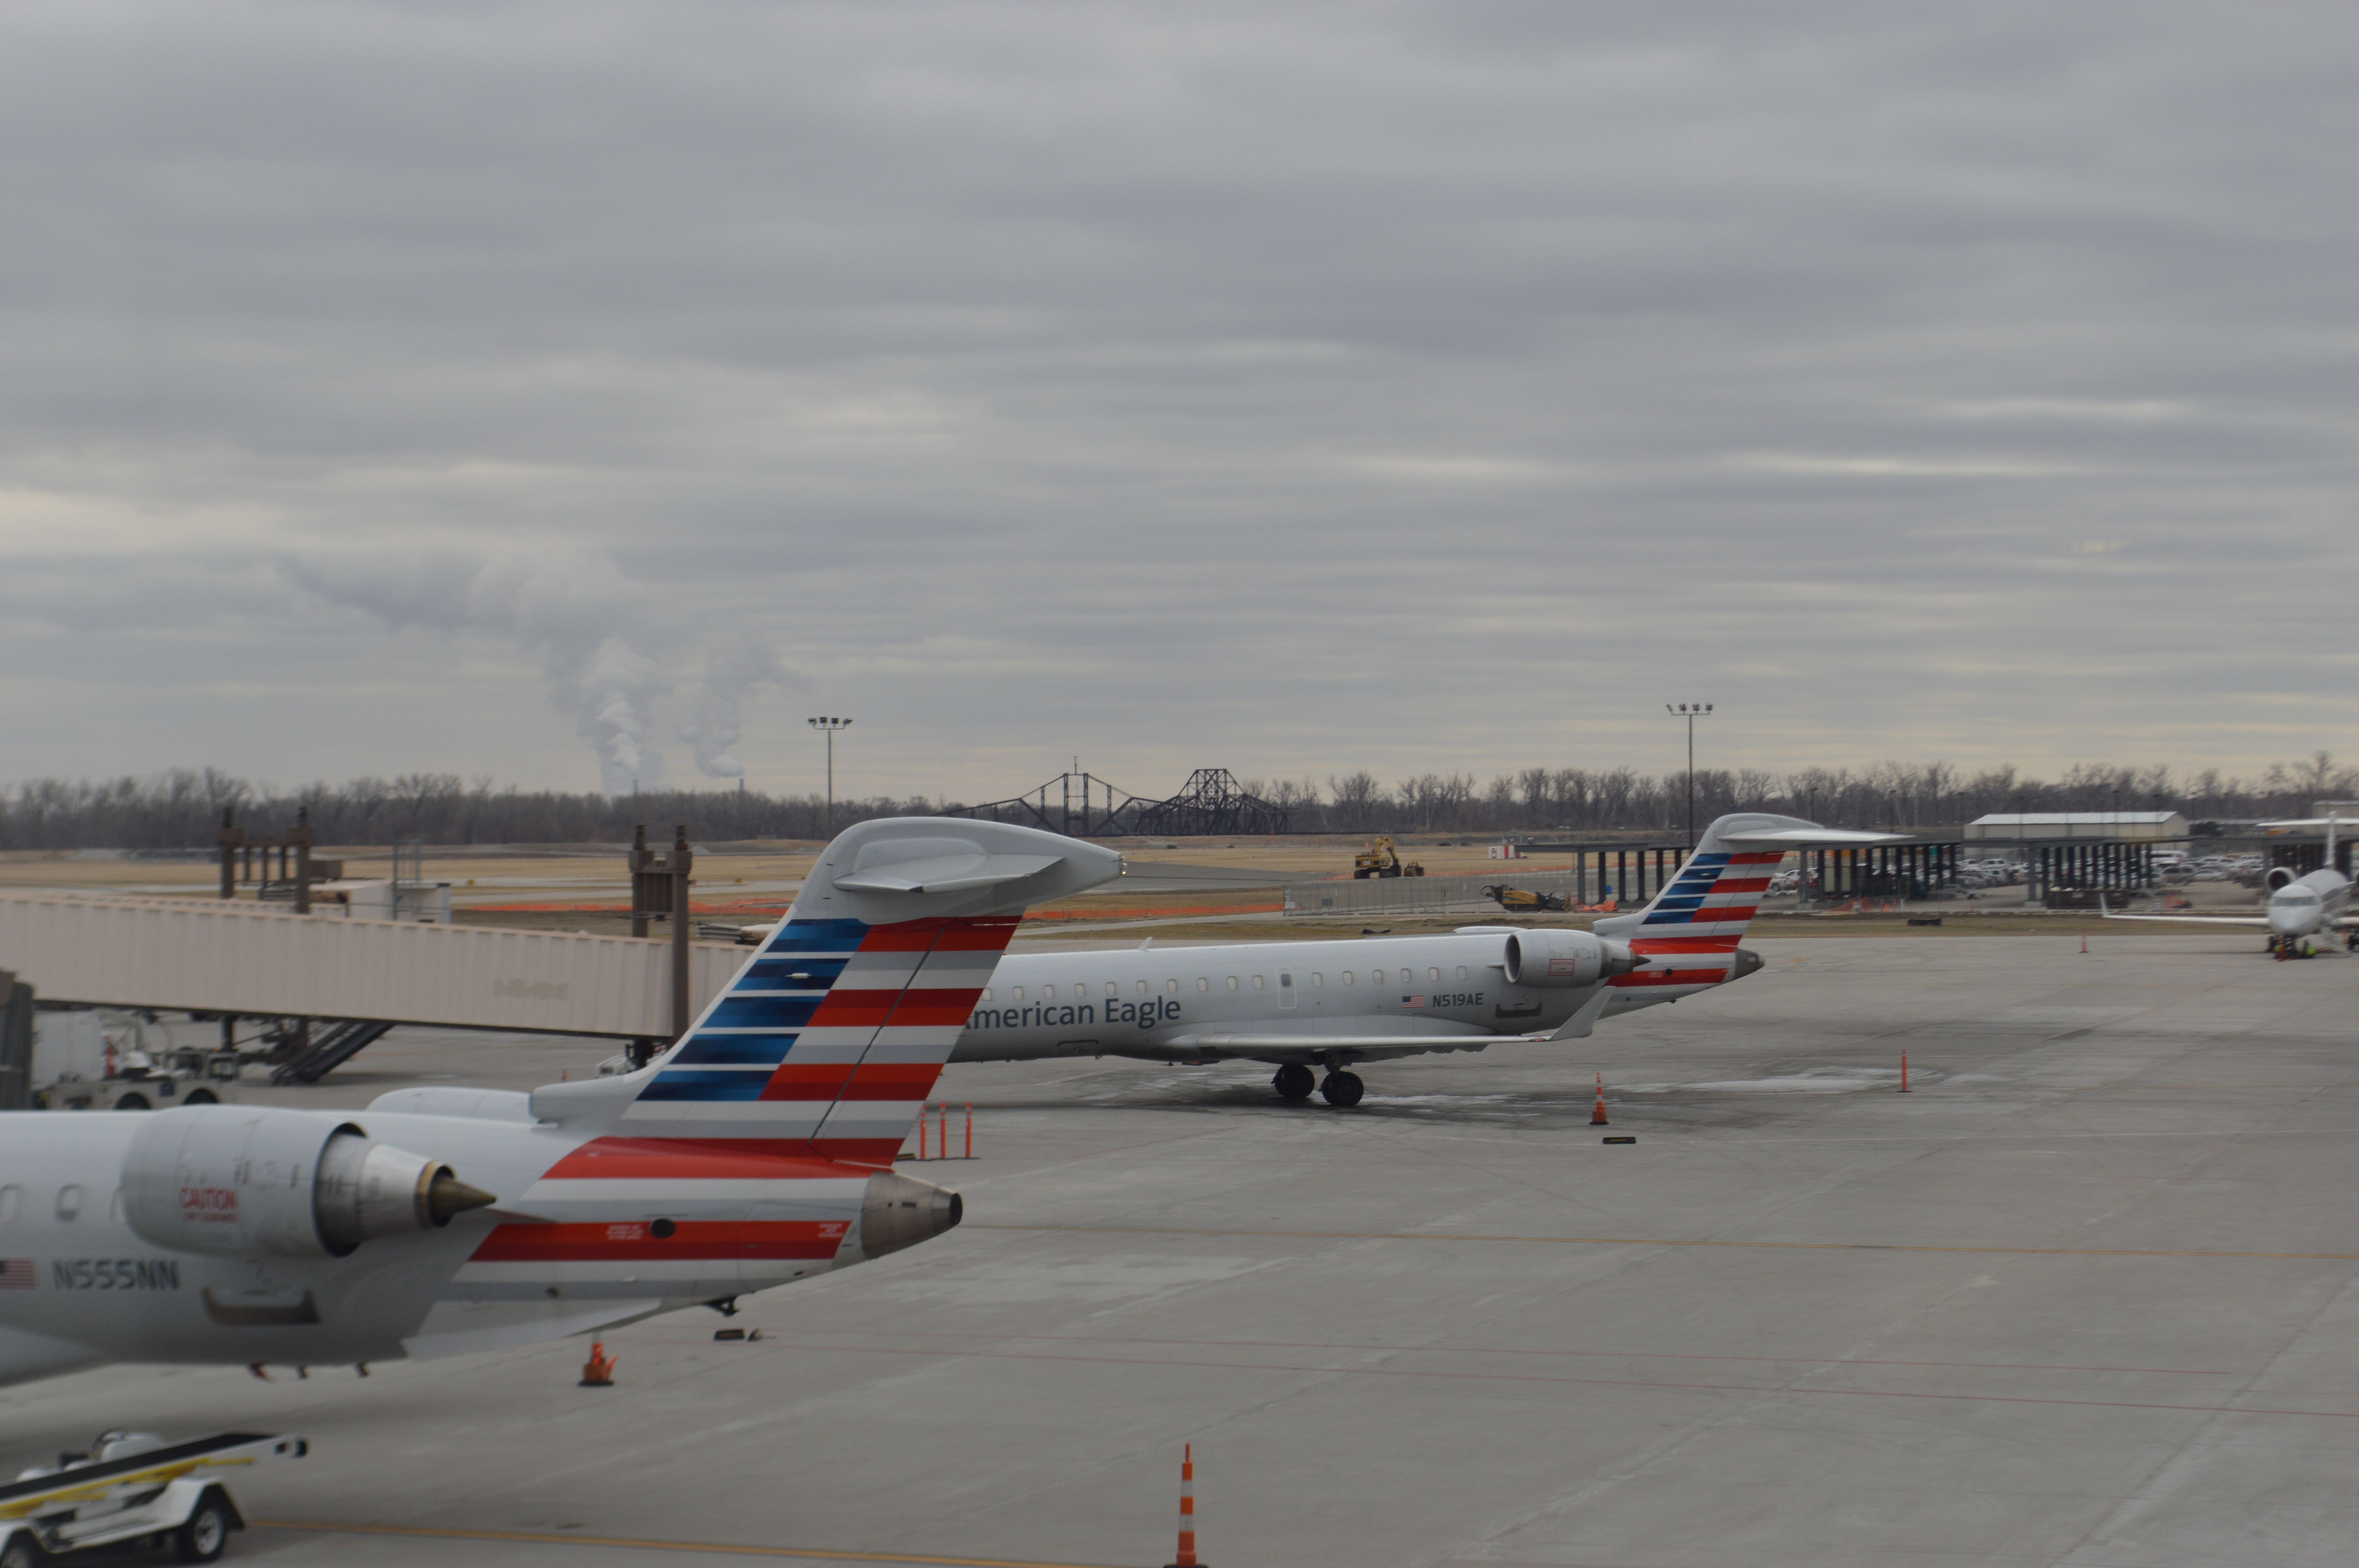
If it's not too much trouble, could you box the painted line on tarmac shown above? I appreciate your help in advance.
[718,1338,2359,1423]
[731,1325,2230,1378]
[970,1222,2359,1262]
[251,1521,1130,1568]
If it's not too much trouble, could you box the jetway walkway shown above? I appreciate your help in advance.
[0,892,742,1040]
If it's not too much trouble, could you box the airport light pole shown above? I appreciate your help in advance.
[808,716,852,835]
[1665,703,1713,853]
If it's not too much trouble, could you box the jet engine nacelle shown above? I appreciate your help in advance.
[1501,929,1643,989]
[122,1107,495,1260]
[2266,866,2300,893]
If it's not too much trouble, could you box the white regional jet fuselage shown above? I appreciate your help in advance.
[947,812,1899,1106]
[952,927,1739,1062]
[2102,816,2358,955]
[0,819,1117,1388]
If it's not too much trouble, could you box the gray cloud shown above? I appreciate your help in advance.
[2,2,2355,798]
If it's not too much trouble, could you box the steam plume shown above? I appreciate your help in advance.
[282,545,674,794]
[680,642,797,778]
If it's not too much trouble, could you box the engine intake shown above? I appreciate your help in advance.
[123,1108,495,1259]
[1502,929,1645,989]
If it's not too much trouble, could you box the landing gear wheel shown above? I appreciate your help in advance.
[0,1533,45,1568]
[174,1492,234,1563]
[1319,1070,1365,1109]
[1272,1063,1315,1101]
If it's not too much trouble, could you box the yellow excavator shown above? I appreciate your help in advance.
[1482,884,1570,913]
[1353,836,1426,879]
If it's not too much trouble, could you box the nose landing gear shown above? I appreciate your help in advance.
[1272,1063,1316,1101]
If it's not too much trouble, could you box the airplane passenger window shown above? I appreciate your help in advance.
[0,1185,18,1224]
[1252,975,1266,989]
[1167,979,1180,993]
[1106,982,1118,998]
[1342,971,1355,985]
[1043,985,1056,1000]
[1227,976,1239,990]
[1428,967,1442,983]
[1371,969,1385,983]
[1011,986,1025,1002]
[978,987,992,1003]
[56,1184,82,1222]
[1455,966,1467,982]
[1136,981,1149,996]
[1310,973,1323,987]
[1198,976,1210,991]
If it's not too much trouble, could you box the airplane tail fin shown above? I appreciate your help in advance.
[533,819,1120,1163]
[1592,813,1903,971]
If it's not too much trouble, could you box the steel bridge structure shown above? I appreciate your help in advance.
[944,768,1289,839]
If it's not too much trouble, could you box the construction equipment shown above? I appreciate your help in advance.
[1352,837,1426,879]
[0,1430,305,1563]
[1482,884,1570,913]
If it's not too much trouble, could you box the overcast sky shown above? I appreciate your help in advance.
[4,2,2354,802]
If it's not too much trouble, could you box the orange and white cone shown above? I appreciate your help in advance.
[1589,1073,1610,1126]
[1165,1443,1205,1568]
[579,1341,616,1387]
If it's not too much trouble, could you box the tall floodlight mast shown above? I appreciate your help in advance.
[807,716,853,835]
[1665,702,1714,852]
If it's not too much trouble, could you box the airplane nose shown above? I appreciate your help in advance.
[1599,941,1646,976]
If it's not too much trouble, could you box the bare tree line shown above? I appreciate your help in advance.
[4,754,2354,851]
[1260,755,2357,836]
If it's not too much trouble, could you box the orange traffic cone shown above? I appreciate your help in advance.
[1589,1074,1609,1126]
[579,1341,616,1387]
[1165,1443,1204,1568]
[2080,935,2088,955]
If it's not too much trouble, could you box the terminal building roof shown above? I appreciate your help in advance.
[1963,811,2190,840]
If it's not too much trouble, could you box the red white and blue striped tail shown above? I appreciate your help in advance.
[539,819,1123,1162]
[461,822,1123,1312]
[1596,813,1903,991]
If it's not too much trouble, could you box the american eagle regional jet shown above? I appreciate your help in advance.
[953,813,1900,1105]
[0,819,1114,1388]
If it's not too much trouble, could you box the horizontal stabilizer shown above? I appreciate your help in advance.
[1717,826,1909,847]
[833,851,1063,895]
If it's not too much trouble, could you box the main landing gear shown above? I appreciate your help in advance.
[1272,1063,1315,1101]
[1269,1063,1365,1108]
[1319,1070,1364,1108]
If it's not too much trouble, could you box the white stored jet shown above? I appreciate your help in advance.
[950,813,1901,1105]
[2101,815,2356,956]
[0,818,1118,1388]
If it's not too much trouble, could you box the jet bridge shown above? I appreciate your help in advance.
[0,892,740,1040]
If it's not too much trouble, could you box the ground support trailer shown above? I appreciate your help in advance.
[0,1431,304,1564]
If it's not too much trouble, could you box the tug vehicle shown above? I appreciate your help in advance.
[0,1430,304,1564]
